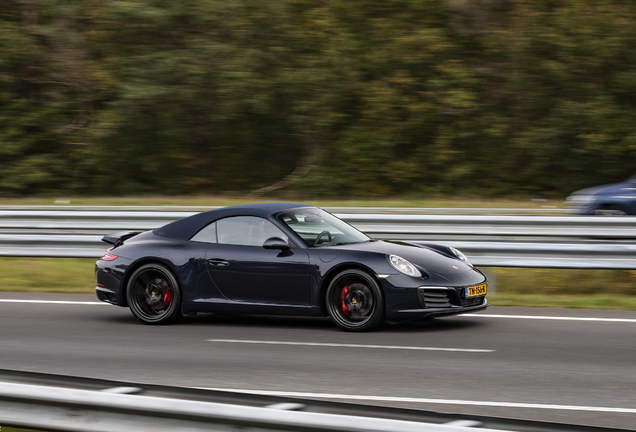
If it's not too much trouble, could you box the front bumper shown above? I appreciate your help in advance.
[407,298,489,320]
[565,195,597,214]
[381,273,489,321]
[387,296,489,321]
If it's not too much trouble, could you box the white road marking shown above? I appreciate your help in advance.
[0,299,634,323]
[0,299,105,305]
[265,403,306,411]
[207,339,493,353]
[197,388,636,414]
[443,420,482,427]
[101,386,143,394]
[461,313,636,323]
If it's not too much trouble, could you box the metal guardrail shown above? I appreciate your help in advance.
[0,369,600,432]
[0,381,508,432]
[0,207,634,268]
[1,368,629,432]
[0,368,631,432]
[0,369,627,432]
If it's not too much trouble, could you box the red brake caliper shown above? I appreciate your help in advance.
[163,287,172,308]
[341,286,349,316]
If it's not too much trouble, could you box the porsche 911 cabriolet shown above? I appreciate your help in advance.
[95,203,488,331]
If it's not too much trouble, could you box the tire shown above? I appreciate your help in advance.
[126,263,182,325]
[325,269,385,332]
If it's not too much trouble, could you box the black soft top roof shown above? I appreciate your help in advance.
[153,202,310,240]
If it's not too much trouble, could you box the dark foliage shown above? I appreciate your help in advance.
[1,0,635,197]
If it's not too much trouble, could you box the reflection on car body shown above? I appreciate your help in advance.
[95,203,488,331]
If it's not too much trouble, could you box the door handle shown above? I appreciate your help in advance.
[208,258,230,266]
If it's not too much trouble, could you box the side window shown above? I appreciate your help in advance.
[217,216,289,247]
[190,222,217,243]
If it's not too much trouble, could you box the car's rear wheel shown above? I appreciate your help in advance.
[326,269,384,332]
[126,263,181,324]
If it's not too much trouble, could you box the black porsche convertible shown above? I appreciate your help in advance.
[95,203,488,331]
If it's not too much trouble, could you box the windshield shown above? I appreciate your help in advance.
[277,208,370,247]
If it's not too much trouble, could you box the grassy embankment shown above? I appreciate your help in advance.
[1,196,634,310]
[2,428,40,432]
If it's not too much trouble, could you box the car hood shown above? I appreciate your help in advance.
[332,240,474,276]
[572,182,627,196]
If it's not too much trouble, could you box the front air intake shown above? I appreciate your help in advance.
[418,288,452,308]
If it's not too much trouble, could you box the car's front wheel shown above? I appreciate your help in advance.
[326,269,385,332]
[126,263,182,324]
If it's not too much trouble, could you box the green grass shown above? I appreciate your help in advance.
[488,293,636,309]
[0,258,635,310]
[1,427,46,432]
[489,267,636,297]
[0,258,95,293]
[484,267,636,309]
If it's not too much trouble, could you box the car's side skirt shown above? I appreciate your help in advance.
[182,299,323,317]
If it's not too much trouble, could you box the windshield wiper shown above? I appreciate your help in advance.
[332,239,375,246]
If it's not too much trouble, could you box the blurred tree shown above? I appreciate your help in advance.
[0,0,635,197]
[0,0,91,195]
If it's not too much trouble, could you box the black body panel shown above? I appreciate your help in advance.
[205,244,310,305]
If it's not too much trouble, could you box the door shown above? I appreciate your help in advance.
[202,216,310,305]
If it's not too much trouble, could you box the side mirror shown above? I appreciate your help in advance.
[263,237,291,251]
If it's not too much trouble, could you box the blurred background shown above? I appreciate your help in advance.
[1,0,635,199]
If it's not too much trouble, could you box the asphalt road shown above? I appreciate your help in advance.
[1,292,635,430]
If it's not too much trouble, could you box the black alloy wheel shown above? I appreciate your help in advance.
[326,269,385,332]
[126,263,182,324]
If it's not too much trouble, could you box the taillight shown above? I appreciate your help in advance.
[100,252,118,261]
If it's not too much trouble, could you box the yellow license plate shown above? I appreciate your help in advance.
[466,284,487,297]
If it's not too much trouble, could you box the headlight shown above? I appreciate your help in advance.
[387,255,422,278]
[449,247,472,266]
[566,195,595,204]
